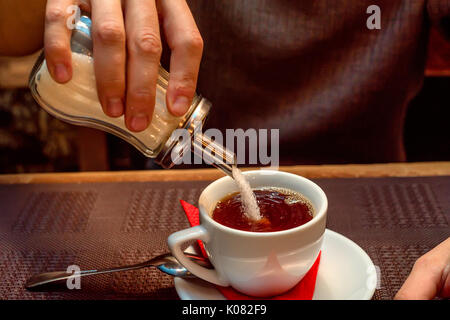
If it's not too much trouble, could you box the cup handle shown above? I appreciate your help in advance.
[168,225,229,287]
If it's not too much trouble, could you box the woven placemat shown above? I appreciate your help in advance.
[0,176,449,300]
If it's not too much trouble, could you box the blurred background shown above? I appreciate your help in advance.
[0,26,449,174]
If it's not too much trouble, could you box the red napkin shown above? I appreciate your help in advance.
[180,200,321,300]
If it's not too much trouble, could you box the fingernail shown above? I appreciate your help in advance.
[130,114,149,132]
[106,98,123,117]
[171,96,190,116]
[54,63,70,83]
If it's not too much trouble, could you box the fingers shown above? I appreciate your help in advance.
[123,0,162,132]
[91,0,126,117]
[45,0,202,131]
[44,0,74,83]
[395,257,442,300]
[395,237,450,300]
[158,0,203,116]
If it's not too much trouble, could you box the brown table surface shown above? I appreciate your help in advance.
[0,162,449,300]
[1,161,450,184]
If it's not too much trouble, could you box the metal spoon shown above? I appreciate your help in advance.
[25,252,211,291]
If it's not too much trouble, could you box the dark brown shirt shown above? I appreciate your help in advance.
[182,0,450,164]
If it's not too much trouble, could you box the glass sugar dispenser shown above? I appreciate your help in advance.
[29,13,235,176]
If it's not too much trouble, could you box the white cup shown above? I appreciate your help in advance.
[168,170,327,297]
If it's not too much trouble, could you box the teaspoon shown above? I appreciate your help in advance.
[25,252,211,291]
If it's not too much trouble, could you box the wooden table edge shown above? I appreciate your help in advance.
[0,162,449,184]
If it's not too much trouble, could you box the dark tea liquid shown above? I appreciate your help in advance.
[212,188,314,232]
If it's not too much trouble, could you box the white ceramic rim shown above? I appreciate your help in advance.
[198,170,328,238]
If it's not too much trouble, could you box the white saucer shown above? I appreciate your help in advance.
[174,229,377,300]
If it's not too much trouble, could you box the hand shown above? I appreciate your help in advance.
[44,0,203,132]
[395,237,450,300]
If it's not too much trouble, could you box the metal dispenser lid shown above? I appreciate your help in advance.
[155,97,212,169]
